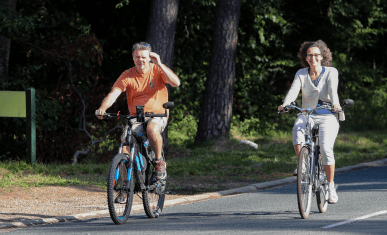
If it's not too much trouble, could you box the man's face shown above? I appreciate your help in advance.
[133,49,150,72]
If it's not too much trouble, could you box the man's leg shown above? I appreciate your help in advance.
[146,119,167,179]
[147,122,163,160]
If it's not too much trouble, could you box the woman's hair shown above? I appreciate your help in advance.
[297,40,332,67]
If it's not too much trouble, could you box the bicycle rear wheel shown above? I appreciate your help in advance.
[142,148,166,218]
[297,147,312,219]
[316,156,329,213]
[107,153,134,225]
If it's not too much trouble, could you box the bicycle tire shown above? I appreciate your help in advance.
[107,153,134,225]
[297,147,313,219]
[142,148,166,218]
[316,156,329,213]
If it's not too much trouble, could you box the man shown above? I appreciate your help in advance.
[95,42,180,179]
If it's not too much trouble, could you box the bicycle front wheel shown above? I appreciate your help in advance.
[316,156,329,213]
[107,153,134,225]
[297,147,312,219]
[142,149,166,218]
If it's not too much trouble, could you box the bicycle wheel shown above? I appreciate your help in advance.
[107,153,134,225]
[316,156,329,213]
[142,148,166,218]
[297,147,312,219]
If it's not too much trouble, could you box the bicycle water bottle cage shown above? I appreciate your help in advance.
[136,105,145,122]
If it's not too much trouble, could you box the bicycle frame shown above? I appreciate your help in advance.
[300,112,317,190]
[105,102,175,223]
[281,99,354,219]
[283,104,331,190]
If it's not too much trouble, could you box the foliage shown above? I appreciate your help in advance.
[1,0,387,163]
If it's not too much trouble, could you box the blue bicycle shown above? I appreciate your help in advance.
[101,102,174,224]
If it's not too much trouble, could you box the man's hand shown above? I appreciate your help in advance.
[149,52,162,67]
[95,109,106,120]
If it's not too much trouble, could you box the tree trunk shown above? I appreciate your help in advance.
[195,0,241,142]
[146,0,179,151]
[0,0,17,79]
[146,0,179,69]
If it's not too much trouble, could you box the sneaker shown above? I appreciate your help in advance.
[293,168,298,176]
[114,192,127,204]
[155,160,167,180]
[328,182,338,204]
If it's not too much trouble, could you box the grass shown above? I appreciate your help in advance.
[0,161,109,191]
[0,126,386,194]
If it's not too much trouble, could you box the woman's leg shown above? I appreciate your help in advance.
[292,116,307,175]
[318,115,340,182]
[318,115,340,203]
[324,164,335,183]
[294,144,301,158]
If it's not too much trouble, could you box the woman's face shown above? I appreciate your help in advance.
[306,47,323,67]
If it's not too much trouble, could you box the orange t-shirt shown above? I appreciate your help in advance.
[112,64,169,115]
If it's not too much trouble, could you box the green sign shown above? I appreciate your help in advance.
[0,89,36,164]
[0,91,26,117]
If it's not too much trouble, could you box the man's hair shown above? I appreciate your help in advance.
[132,42,152,52]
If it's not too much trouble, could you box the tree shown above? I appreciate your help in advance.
[146,0,179,149]
[0,0,16,78]
[195,0,241,142]
[146,0,179,69]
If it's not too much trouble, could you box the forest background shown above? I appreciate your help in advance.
[1,0,386,163]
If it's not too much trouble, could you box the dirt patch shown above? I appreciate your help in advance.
[0,185,190,223]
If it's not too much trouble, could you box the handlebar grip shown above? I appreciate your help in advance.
[150,113,167,117]
[163,102,175,109]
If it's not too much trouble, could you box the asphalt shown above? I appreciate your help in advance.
[1,158,386,230]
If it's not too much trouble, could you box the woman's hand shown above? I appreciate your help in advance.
[278,105,286,113]
[332,104,342,112]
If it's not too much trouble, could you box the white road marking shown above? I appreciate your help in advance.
[322,210,387,229]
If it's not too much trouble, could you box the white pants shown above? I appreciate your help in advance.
[293,114,340,165]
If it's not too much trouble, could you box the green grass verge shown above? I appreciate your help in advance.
[0,127,385,193]
[167,130,387,184]
[0,161,109,190]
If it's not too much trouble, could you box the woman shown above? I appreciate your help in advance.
[278,40,341,204]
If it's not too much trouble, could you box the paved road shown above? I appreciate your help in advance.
[3,166,387,235]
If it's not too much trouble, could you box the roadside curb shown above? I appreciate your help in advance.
[1,158,386,230]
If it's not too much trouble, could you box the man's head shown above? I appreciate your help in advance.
[132,42,152,73]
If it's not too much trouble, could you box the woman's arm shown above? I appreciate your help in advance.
[327,68,341,109]
[283,76,302,106]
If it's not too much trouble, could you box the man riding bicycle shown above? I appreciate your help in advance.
[95,42,180,180]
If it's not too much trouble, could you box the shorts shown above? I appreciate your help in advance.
[121,117,168,142]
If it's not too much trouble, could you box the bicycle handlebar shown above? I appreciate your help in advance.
[96,101,175,120]
[278,99,354,115]
[278,104,342,115]
[98,111,167,120]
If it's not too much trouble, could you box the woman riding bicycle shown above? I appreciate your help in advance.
[278,40,341,204]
